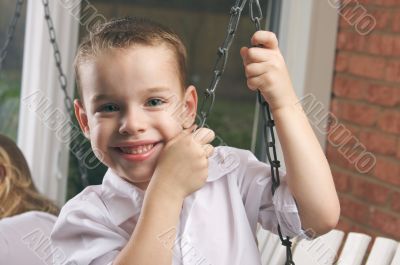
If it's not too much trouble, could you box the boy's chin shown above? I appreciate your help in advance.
[122,175,151,191]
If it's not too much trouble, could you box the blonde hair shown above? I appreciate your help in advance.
[0,134,59,218]
[74,17,188,101]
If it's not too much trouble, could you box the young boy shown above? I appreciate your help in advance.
[51,17,340,265]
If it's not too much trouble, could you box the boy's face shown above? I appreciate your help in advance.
[75,44,197,190]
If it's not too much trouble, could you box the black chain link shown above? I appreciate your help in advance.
[199,0,294,264]
[42,0,74,112]
[198,0,247,127]
[0,0,24,75]
[42,0,89,187]
[249,1,294,264]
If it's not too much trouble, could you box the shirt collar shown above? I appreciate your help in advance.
[101,170,144,226]
[101,146,240,226]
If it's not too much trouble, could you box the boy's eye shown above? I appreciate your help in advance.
[98,104,120,112]
[146,98,165,107]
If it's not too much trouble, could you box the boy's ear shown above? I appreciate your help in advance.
[74,99,90,139]
[182,85,198,128]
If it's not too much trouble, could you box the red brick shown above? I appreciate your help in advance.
[368,9,391,30]
[333,75,367,100]
[337,31,366,51]
[349,55,386,79]
[369,209,400,239]
[364,84,400,107]
[397,140,400,159]
[394,37,400,56]
[351,177,391,204]
[325,119,361,145]
[340,196,370,223]
[335,52,350,72]
[359,130,397,155]
[339,3,372,26]
[330,98,340,114]
[377,110,400,134]
[391,192,400,212]
[374,157,400,185]
[326,143,353,169]
[332,100,379,126]
[385,60,400,83]
[393,10,400,32]
[336,217,355,233]
[366,0,400,6]
[339,15,352,29]
[332,168,351,192]
[365,34,396,56]
[328,123,359,147]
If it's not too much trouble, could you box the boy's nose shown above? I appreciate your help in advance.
[119,109,147,135]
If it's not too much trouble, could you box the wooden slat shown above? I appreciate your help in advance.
[390,244,400,265]
[257,226,290,265]
[292,229,345,265]
[366,237,398,265]
[337,232,371,265]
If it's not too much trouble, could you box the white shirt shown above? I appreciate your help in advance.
[0,211,58,265]
[51,146,307,265]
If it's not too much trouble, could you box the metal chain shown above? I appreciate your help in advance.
[199,0,294,264]
[42,0,89,187]
[42,0,73,112]
[198,0,248,127]
[0,0,25,75]
[249,1,294,264]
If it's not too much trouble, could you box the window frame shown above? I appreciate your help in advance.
[251,0,339,170]
[17,0,81,205]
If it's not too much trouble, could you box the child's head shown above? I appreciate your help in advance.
[0,134,59,218]
[74,17,198,190]
[75,17,188,102]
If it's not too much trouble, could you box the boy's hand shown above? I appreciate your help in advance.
[240,31,298,111]
[149,125,215,201]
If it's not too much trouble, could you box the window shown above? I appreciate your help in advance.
[0,1,26,141]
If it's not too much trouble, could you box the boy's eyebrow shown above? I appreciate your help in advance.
[90,87,171,102]
[146,87,171,93]
[90,94,110,103]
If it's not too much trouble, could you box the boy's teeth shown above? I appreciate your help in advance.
[120,144,154,154]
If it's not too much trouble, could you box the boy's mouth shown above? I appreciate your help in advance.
[119,144,155,155]
[114,141,162,162]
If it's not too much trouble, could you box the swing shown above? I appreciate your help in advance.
[199,1,294,264]
[0,0,294,264]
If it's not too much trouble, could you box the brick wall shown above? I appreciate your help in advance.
[328,0,400,240]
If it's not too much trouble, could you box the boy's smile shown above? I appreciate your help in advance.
[74,44,197,190]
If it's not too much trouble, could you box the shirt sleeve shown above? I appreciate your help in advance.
[237,149,309,240]
[50,192,127,265]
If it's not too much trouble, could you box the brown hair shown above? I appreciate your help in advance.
[0,134,59,218]
[74,17,188,101]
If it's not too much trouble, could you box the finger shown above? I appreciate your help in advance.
[246,47,276,63]
[192,128,215,145]
[247,74,266,91]
[202,144,214,158]
[244,62,267,79]
[251,31,279,50]
[240,46,249,65]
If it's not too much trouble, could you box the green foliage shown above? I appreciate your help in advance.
[0,71,21,141]
[201,97,255,150]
